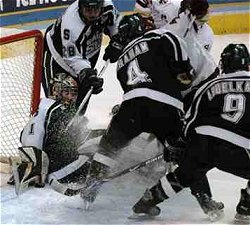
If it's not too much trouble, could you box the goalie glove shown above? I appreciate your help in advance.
[103,34,125,63]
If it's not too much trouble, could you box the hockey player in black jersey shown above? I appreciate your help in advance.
[79,14,222,211]
[11,72,104,196]
[42,0,121,105]
[132,44,250,222]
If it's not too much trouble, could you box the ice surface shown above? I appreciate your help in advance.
[0,33,249,225]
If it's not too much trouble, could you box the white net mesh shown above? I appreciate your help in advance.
[0,31,42,157]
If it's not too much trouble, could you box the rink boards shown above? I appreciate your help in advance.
[0,1,249,34]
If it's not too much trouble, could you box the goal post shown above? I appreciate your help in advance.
[0,30,44,160]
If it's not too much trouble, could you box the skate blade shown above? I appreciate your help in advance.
[207,209,224,222]
[128,212,158,220]
[234,213,250,224]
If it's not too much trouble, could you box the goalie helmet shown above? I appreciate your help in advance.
[51,73,78,106]
[78,0,104,24]
[220,43,250,74]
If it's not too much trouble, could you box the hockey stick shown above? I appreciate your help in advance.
[50,152,163,197]
[103,153,163,182]
[66,60,110,129]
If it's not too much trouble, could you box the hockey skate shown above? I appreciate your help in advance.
[80,160,109,210]
[129,189,161,219]
[194,192,224,222]
[234,189,250,223]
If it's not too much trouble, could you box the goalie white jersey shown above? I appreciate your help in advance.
[20,98,91,186]
[20,98,56,150]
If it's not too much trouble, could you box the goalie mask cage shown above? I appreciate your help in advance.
[0,30,43,159]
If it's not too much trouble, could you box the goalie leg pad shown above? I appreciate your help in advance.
[13,147,49,195]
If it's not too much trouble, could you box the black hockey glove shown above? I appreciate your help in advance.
[76,68,104,107]
[103,34,124,63]
[163,138,186,164]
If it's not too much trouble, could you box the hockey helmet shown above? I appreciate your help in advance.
[52,73,78,106]
[78,0,104,24]
[220,43,250,74]
[118,13,148,44]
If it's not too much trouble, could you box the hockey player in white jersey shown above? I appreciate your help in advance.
[135,0,181,28]
[12,73,104,196]
[135,0,214,52]
[42,0,121,106]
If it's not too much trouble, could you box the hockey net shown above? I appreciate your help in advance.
[0,30,43,168]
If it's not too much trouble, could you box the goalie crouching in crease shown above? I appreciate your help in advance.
[10,71,103,197]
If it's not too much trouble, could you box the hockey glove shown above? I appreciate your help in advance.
[103,34,124,63]
[163,138,186,164]
[76,68,104,107]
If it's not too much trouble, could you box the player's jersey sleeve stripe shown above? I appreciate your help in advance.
[165,32,187,61]
[46,32,78,78]
[44,102,63,149]
[123,88,183,111]
[75,25,89,56]
[136,0,149,8]
[195,126,250,149]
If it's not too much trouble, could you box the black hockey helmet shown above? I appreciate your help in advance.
[118,13,148,44]
[220,43,250,74]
